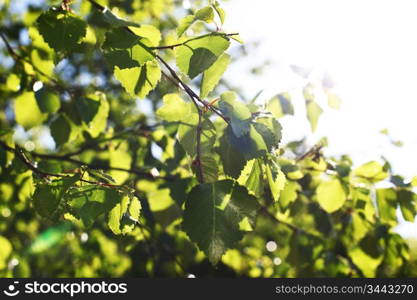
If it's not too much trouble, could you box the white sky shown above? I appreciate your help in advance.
[222,0,417,177]
[222,0,417,236]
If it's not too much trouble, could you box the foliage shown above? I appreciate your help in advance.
[0,0,416,278]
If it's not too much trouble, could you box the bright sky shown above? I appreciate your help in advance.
[222,0,417,236]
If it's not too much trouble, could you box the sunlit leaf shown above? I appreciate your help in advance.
[175,34,230,78]
[156,93,191,122]
[14,92,47,130]
[316,179,346,213]
[200,53,230,99]
[114,61,161,98]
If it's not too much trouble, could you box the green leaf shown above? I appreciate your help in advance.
[195,6,215,23]
[37,10,87,52]
[412,176,417,187]
[102,27,139,49]
[177,7,214,38]
[348,246,384,277]
[76,93,109,138]
[183,180,255,264]
[226,184,260,228]
[156,93,191,122]
[104,50,139,69]
[108,195,141,234]
[218,91,252,137]
[33,177,78,218]
[196,155,218,183]
[266,162,286,202]
[35,87,61,114]
[376,188,398,225]
[109,141,132,184]
[14,92,47,130]
[177,15,195,37]
[128,25,161,47]
[101,7,141,27]
[103,28,155,68]
[252,117,282,151]
[200,53,230,99]
[237,159,264,197]
[31,49,54,80]
[212,2,226,25]
[6,73,20,92]
[398,190,416,222]
[266,92,294,118]
[279,181,300,210]
[67,185,122,228]
[354,161,388,183]
[76,97,100,123]
[114,61,161,98]
[178,114,216,157]
[218,125,267,178]
[50,114,78,147]
[175,34,230,78]
[316,179,346,213]
[306,100,323,132]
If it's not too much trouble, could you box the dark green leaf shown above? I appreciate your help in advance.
[35,87,61,114]
[37,10,87,52]
[183,180,256,264]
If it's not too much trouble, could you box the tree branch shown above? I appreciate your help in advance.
[150,33,239,50]
[0,140,122,188]
[0,140,175,182]
[0,31,65,90]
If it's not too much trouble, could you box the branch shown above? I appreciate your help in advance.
[84,0,234,182]
[0,31,19,60]
[150,33,239,50]
[194,105,204,183]
[0,140,175,182]
[295,143,323,162]
[0,31,65,90]
[0,140,121,188]
[157,55,230,123]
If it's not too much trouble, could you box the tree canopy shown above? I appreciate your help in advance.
[0,0,416,277]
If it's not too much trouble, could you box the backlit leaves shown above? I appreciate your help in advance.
[267,93,294,118]
[14,92,47,130]
[200,53,231,99]
[114,61,161,98]
[175,34,230,79]
[306,101,322,132]
[67,185,123,228]
[316,179,346,213]
[37,10,87,52]
[354,161,388,183]
[156,93,191,122]
[182,180,259,264]
[177,6,215,37]
[108,195,141,234]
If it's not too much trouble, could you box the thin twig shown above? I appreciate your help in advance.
[0,141,121,188]
[157,55,229,123]
[0,31,64,89]
[0,140,175,181]
[150,33,239,50]
[295,144,323,162]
